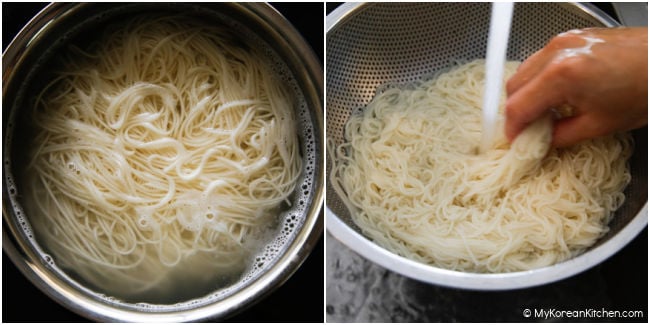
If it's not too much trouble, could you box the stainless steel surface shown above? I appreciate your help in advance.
[326,2,647,290]
[3,3,323,322]
[612,2,648,26]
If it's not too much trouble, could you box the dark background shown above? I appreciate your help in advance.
[325,2,647,323]
[2,2,324,323]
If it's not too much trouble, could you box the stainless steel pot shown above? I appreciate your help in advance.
[3,3,323,321]
[326,2,647,290]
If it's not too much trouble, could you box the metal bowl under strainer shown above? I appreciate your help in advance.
[3,3,323,322]
[326,2,647,290]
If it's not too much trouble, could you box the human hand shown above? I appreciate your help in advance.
[505,27,648,148]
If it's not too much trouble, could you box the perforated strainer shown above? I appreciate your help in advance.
[3,3,323,321]
[326,2,647,290]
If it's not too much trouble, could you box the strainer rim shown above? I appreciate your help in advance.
[326,205,647,290]
[325,1,646,290]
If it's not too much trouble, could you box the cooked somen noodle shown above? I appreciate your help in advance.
[330,60,632,272]
[24,15,301,299]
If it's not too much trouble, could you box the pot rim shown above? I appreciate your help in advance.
[3,2,324,321]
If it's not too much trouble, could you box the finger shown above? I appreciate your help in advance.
[551,115,603,148]
[506,48,550,96]
[504,68,566,142]
[506,31,589,96]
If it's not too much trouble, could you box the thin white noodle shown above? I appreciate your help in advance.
[330,60,632,272]
[25,16,301,297]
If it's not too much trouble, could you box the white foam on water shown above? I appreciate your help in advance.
[480,2,514,153]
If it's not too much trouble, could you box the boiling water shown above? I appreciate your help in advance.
[480,2,514,152]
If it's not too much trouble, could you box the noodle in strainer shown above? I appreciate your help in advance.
[329,60,632,273]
